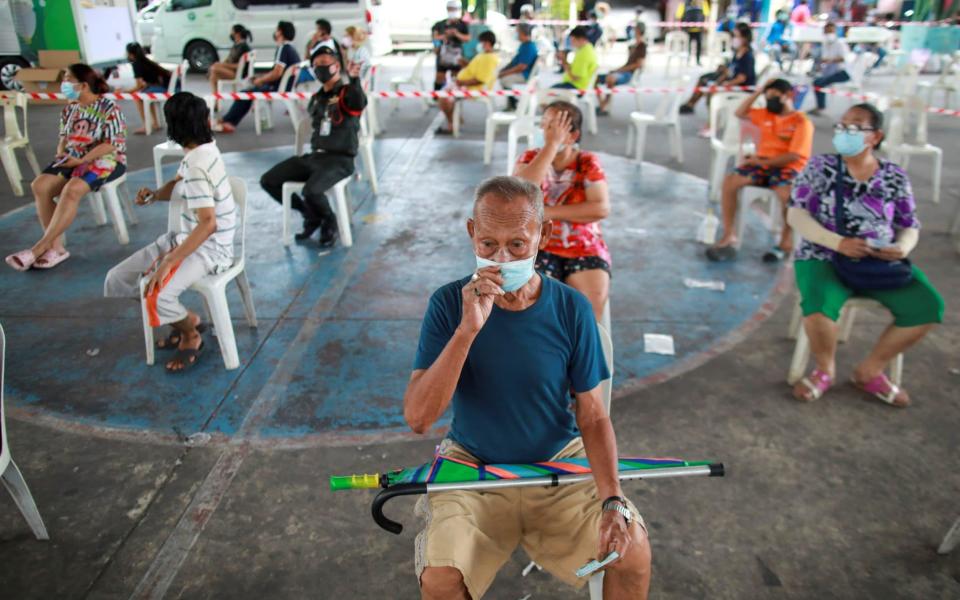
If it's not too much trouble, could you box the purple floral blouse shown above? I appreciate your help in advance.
[789,154,920,261]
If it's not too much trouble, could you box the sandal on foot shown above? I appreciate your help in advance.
[852,373,910,408]
[5,249,37,271]
[34,248,71,270]
[156,323,207,350]
[793,368,833,402]
[705,245,738,262]
[165,340,205,373]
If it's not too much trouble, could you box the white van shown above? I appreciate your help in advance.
[147,0,384,71]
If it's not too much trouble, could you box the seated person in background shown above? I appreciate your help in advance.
[342,26,372,80]
[596,22,646,115]
[103,93,235,373]
[259,46,366,247]
[407,175,650,600]
[498,23,538,110]
[808,22,851,116]
[298,19,344,85]
[679,21,756,133]
[786,103,943,406]
[706,78,813,263]
[717,7,738,34]
[436,31,499,135]
[218,21,300,133]
[6,64,126,272]
[765,9,796,71]
[208,24,252,101]
[433,0,471,91]
[552,26,598,91]
[514,101,611,321]
[124,42,172,135]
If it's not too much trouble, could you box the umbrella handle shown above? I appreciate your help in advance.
[372,483,426,535]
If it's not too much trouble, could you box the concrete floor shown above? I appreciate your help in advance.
[1,50,959,599]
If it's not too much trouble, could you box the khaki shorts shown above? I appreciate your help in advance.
[414,437,646,599]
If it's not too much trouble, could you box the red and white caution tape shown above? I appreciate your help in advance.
[506,18,952,28]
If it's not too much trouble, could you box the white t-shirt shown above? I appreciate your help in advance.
[821,38,850,76]
[175,141,236,268]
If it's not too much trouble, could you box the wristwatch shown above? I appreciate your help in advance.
[601,496,634,525]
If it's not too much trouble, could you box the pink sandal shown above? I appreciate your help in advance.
[853,373,910,408]
[5,249,37,271]
[34,248,71,270]
[793,368,833,402]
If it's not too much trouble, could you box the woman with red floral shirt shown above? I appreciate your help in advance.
[514,101,611,321]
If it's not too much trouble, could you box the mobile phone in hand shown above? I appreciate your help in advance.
[576,551,620,578]
[52,155,70,167]
[866,238,891,249]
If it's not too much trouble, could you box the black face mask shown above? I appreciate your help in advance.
[766,96,784,115]
[314,64,336,83]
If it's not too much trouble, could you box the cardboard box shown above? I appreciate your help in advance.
[38,50,81,69]
[15,51,80,104]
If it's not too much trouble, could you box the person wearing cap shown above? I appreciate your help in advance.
[498,23,538,110]
[432,0,472,91]
[218,21,300,133]
[436,30,500,135]
[259,44,366,247]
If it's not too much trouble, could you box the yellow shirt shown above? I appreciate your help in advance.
[457,52,500,90]
[562,43,598,90]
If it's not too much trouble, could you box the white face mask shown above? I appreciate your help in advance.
[447,10,459,18]
[825,33,837,42]
[731,37,742,49]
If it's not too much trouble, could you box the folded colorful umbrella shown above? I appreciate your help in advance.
[331,455,724,534]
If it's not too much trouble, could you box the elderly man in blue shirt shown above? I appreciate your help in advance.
[404,176,651,600]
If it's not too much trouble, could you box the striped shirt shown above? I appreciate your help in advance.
[175,142,236,267]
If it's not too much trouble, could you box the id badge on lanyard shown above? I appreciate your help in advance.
[319,118,332,137]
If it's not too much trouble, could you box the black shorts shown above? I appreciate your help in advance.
[42,162,126,192]
[535,251,611,281]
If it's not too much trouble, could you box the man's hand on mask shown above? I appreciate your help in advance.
[459,266,504,335]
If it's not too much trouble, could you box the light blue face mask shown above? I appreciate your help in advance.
[475,254,537,292]
[533,128,566,153]
[832,130,866,157]
[60,81,79,101]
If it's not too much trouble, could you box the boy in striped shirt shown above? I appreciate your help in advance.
[104,93,236,372]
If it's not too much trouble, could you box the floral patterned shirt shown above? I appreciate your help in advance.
[58,97,127,176]
[789,154,919,262]
[516,149,610,263]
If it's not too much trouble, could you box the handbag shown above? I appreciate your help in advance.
[831,156,913,291]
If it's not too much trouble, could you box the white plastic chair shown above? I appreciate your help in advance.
[57,173,138,245]
[280,178,354,247]
[548,71,600,136]
[504,89,553,175]
[733,186,781,247]
[389,50,432,113]
[483,82,535,165]
[216,50,256,97]
[885,98,942,205]
[706,31,732,69]
[253,64,299,136]
[787,298,903,386]
[707,92,754,201]
[918,53,958,109]
[0,323,49,540]
[144,60,187,136]
[361,64,383,135]
[152,141,185,188]
[0,93,41,196]
[834,52,876,105]
[629,68,644,111]
[664,31,690,77]
[452,75,498,139]
[625,77,685,164]
[139,176,256,371]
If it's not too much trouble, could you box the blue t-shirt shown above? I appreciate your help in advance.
[729,50,756,86]
[413,275,610,464]
[505,40,539,80]
[767,21,788,45]
[271,42,301,91]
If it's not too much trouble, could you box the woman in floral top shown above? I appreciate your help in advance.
[515,101,611,321]
[786,103,943,407]
[6,63,127,271]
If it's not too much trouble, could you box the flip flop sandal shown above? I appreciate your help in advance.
[156,323,208,350]
[793,368,833,402]
[5,249,37,271]
[762,247,787,263]
[852,373,910,408]
[705,245,738,262]
[165,340,205,374]
[33,249,71,270]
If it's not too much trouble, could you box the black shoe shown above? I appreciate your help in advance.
[679,104,694,115]
[290,193,307,214]
[295,220,322,241]
[318,219,339,248]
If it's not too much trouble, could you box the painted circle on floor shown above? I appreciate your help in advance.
[0,140,788,448]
